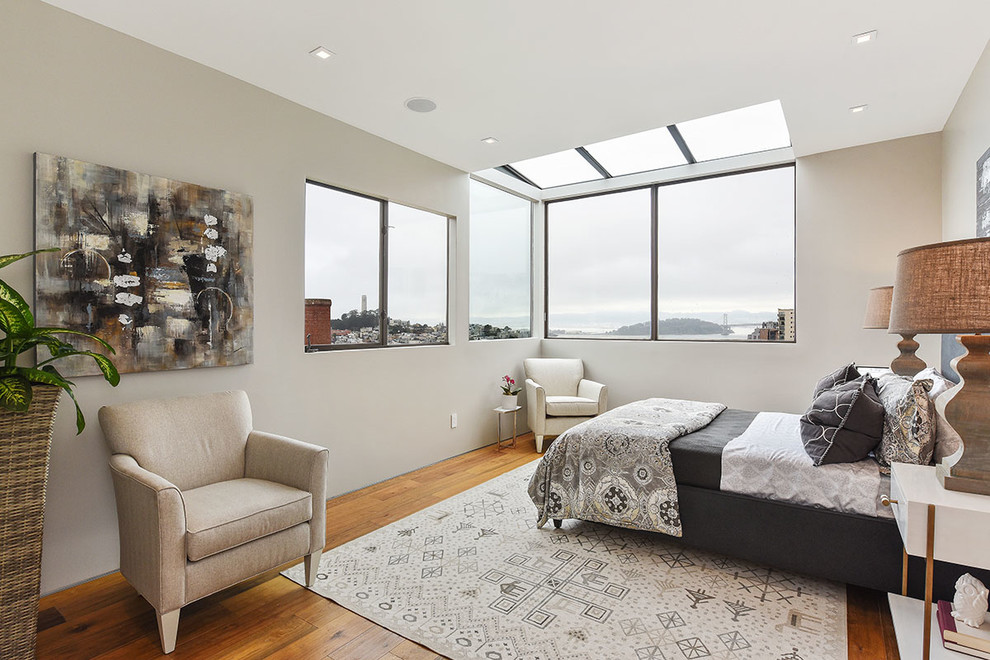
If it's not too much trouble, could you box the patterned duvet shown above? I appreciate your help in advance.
[527,398,726,536]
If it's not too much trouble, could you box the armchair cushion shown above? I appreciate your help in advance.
[183,478,312,561]
[523,358,584,396]
[546,396,600,417]
[99,391,253,491]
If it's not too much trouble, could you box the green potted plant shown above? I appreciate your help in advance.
[0,248,119,659]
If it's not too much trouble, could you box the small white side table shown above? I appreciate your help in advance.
[494,405,521,451]
[887,463,990,660]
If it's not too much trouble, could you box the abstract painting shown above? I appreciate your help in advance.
[34,153,253,376]
[978,145,990,237]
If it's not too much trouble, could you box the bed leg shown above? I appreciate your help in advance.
[553,519,562,529]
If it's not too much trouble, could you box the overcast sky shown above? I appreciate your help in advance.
[305,185,447,325]
[548,167,794,328]
[307,168,793,330]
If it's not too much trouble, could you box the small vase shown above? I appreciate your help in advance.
[501,394,518,410]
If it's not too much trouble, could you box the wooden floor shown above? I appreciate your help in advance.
[35,434,900,659]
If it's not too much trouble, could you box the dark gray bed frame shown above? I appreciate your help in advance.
[556,483,990,603]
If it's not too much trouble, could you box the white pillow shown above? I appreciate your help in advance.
[913,367,952,400]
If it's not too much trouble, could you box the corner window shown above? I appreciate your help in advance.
[545,165,795,342]
[469,181,532,339]
[304,182,449,349]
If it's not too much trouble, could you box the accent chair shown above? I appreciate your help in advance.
[523,358,608,452]
[98,390,328,654]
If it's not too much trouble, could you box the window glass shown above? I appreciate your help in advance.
[509,150,603,189]
[304,184,380,346]
[469,181,532,339]
[657,167,795,341]
[386,203,448,345]
[584,127,687,176]
[675,100,791,162]
[547,189,652,338]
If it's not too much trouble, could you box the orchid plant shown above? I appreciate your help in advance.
[500,375,521,396]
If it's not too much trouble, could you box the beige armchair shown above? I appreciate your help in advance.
[524,358,607,452]
[98,390,328,654]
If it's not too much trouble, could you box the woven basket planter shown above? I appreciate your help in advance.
[0,385,60,660]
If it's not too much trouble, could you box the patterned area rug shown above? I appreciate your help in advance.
[283,460,847,660]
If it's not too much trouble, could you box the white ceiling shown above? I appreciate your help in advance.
[40,1,990,173]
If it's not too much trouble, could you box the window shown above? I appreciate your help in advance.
[304,182,449,349]
[545,165,795,342]
[469,180,532,339]
[657,167,795,340]
[547,188,652,338]
[500,100,791,189]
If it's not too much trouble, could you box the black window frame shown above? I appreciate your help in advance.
[544,163,797,343]
[305,179,451,351]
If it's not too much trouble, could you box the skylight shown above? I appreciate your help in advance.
[509,150,604,189]
[584,127,687,176]
[498,100,792,190]
[676,100,790,162]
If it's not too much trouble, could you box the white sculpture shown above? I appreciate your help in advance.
[952,573,989,628]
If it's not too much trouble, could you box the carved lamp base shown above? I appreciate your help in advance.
[937,334,990,495]
[890,333,926,377]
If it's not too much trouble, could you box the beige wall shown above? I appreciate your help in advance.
[943,40,990,240]
[1,0,538,594]
[543,134,944,413]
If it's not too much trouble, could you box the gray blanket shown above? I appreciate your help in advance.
[527,398,726,536]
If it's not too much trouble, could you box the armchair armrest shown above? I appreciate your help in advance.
[578,379,608,414]
[108,454,186,613]
[245,431,329,553]
[525,378,547,435]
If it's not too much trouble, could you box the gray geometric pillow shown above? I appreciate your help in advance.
[874,373,936,474]
[800,376,885,466]
[812,363,861,399]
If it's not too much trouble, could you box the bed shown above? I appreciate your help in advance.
[529,398,990,602]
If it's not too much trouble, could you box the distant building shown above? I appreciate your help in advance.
[777,308,795,341]
[361,294,367,314]
[748,320,780,341]
[305,298,333,347]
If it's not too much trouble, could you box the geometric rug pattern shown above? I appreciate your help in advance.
[283,460,847,660]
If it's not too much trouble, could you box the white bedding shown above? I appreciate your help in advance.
[720,411,892,519]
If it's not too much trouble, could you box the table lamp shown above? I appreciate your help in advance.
[863,285,926,376]
[889,237,990,495]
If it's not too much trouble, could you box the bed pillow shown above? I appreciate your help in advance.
[913,367,952,400]
[800,376,885,466]
[874,373,936,474]
[812,363,862,399]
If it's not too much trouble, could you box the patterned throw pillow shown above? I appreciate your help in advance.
[812,363,862,399]
[874,373,936,474]
[800,376,885,466]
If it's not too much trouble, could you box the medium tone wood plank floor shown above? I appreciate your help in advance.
[35,434,900,659]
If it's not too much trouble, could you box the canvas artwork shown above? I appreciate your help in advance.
[34,153,253,377]
[978,145,990,237]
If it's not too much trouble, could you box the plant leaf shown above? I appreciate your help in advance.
[21,366,73,390]
[0,248,59,270]
[73,351,121,386]
[39,365,84,434]
[0,278,33,326]
[35,328,115,353]
[0,298,30,336]
[0,374,33,411]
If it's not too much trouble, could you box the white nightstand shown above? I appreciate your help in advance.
[887,463,990,659]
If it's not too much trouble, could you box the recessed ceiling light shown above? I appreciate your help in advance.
[309,46,334,60]
[481,137,499,144]
[852,30,877,44]
[850,104,868,113]
[405,97,437,113]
